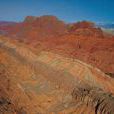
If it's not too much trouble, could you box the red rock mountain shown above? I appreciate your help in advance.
[0,15,114,75]
[0,15,67,41]
[68,21,104,37]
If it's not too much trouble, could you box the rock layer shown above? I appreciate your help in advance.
[0,36,114,113]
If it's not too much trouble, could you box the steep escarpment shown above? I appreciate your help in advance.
[0,36,114,113]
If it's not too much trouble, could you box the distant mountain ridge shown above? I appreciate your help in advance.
[0,16,104,39]
[0,21,17,26]
[97,23,114,29]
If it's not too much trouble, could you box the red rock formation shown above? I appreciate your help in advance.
[68,21,104,37]
[0,16,114,75]
[0,15,67,41]
[0,36,114,113]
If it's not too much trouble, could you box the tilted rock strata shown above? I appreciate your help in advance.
[0,36,114,113]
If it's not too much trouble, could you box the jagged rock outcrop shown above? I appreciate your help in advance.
[68,21,104,37]
[72,85,114,114]
[24,15,59,23]
[69,21,95,29]
[24,16,38,23]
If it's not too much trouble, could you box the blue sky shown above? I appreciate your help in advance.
[0,0,114,23]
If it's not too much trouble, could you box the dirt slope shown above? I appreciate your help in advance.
[0,35,114,113]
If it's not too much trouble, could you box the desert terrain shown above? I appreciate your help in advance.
[0,16,114,114]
